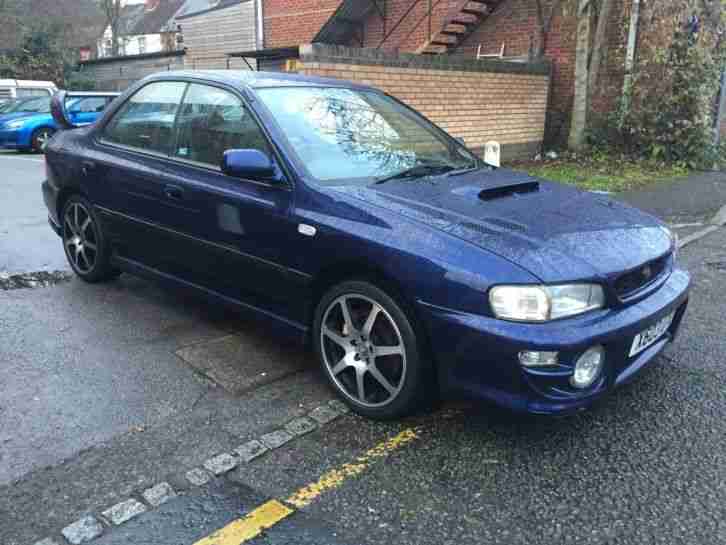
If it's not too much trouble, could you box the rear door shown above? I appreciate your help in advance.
[90,80,194,273]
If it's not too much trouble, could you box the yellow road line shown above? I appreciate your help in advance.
[286,427,420,508]
[193,500,293,545]
[193,427,420,544]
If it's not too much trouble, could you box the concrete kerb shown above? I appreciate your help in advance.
[33,399,350,545]
[677,204,726,250]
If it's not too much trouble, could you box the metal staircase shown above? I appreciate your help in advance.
[417,0,496,55]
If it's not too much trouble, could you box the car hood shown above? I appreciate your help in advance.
[330,169,672,283]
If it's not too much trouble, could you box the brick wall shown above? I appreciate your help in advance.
[261,0,649,148]
[264,0,343,48]
[455,0,576,145]
[294,44,550,161]
[454,0,628,145]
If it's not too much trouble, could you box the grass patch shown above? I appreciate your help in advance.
[511,151,689,193]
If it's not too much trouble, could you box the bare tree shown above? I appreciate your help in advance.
[98,0,122,56]
[568,0,614,150]
[532,0,563,59]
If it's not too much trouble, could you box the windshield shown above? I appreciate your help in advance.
[8,96,51,114]
[0,101,16,113]
[256,87,477,185]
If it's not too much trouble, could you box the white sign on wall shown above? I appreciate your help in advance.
[484,141,501,167]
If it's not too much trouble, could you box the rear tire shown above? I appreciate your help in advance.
[31,127,55,153]
[313,280,429,420]
[61,195,120,283]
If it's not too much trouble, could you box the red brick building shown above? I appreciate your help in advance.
[259,0,651,146]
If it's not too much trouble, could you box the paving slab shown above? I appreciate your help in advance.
[102,498,147,526]
[175,328,313,394]
[185,468,212,487]
[61,516,104,545]
[285,417,318,437]
[260,430,295,450]
[142,482,176,507]
[204,453,240,475]
[235,440,269,463]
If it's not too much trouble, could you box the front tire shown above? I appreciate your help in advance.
[62,196,120,283]
[31,127,55,153]
[313,280,428,420]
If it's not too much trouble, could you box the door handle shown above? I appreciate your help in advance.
[81,160,95,176]
[164,184,184,200]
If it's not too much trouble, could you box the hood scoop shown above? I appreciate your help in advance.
[477,180,540,201]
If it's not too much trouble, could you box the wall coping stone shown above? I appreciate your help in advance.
[299,43,551,76]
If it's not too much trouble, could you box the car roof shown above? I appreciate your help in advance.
[150,70,374,92]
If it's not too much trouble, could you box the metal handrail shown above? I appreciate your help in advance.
[376,0,473,51]
[377,0,427,49]
[398,0,448,49]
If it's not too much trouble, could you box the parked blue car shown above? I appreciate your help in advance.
[0,93,118,153]
[42,71,690,419]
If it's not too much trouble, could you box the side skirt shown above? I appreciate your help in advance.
[111,254,310,345]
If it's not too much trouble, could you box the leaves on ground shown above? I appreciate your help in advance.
[511,151,690,193]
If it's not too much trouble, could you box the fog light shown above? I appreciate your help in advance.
[570,346,605,389]
[519,350,559,367]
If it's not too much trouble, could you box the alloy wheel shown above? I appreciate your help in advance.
[320,294,407,408]
[63,202,98,274]
[34,128,53,152]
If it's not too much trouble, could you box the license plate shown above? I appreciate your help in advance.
[629,312,675,357]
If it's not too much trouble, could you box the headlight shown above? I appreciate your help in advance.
[4,119,27,129]
[661,225,678,261]
[489,284,605,322]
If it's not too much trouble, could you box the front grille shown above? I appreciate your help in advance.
[614,253,670,298]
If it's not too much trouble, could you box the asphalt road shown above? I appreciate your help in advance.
[0,150,69,274]
[1,153,726,545]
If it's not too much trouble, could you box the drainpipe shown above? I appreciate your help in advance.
[621,0,640,117]
[255,0,264,50]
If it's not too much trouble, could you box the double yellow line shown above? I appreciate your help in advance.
[194,428,420,545]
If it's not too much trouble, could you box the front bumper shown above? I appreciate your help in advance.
[0,127,31,149]
[420,268,691,414]
[0,129,22,149]
[42,178,63,237]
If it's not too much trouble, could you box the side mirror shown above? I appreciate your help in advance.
[221,149,277,180]
[454,136,466,146]
[50,90,77,130]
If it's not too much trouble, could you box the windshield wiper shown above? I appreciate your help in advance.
[445,165,480,177]
[375,163,454,185]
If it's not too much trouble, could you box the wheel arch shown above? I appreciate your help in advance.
[56,185,89,228]
[307,260,437,375]
[30,124,55,138]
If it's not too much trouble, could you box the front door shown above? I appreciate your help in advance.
[159,82,299,314]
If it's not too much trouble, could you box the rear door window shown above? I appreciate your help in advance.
[103,81,187,155]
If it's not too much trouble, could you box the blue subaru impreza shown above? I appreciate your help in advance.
[0,93,117,153]
[42,71,690,419]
